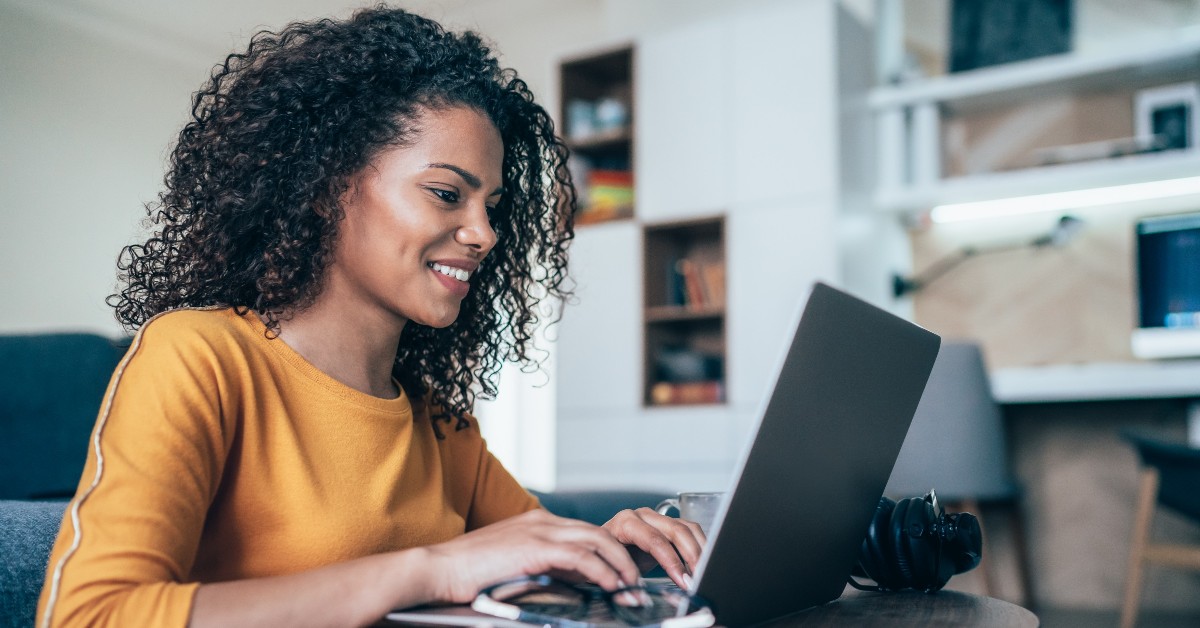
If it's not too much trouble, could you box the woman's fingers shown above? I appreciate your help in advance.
[545,519,643,587]
[602,508,708,589]
[638,509,706,569]
[426,509,643,602]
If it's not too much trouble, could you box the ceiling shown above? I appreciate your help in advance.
[6,0,1199,73]
[3,0,569,65]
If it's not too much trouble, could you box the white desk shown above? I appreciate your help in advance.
[991,359,1200,444]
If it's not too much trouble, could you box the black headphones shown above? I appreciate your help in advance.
[849,490,983,593]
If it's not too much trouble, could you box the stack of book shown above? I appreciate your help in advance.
[666,258,726,309]
[578,169,633,224]
[650,380,723,405]
[649,347,724,406]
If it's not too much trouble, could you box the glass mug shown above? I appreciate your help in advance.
[655,492,724,534]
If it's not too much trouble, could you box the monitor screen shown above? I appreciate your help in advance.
[1137,212,1200,330]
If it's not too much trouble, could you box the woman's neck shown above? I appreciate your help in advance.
[270,296,406,400]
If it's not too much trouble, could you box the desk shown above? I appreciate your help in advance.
[987,362,1200,611]
[381,590,1038,628]
[991,360,1200,404]
[993,360,1200,445]
[775,589,1038,627]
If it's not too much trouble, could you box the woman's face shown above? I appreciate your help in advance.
[328,105,503,330]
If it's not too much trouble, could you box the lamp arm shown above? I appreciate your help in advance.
[892,241,1033,298]
[893,248,972,298]
[892,214,1084,299]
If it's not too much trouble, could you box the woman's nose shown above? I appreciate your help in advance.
[456,207,498,254]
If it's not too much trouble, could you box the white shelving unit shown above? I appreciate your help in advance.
[871,30,1200,213]
[554,1,883,492]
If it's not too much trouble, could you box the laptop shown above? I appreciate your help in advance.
[388,282,939,627]
[689,281,940,626]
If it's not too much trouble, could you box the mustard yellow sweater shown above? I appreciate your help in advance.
[36,308,539,628]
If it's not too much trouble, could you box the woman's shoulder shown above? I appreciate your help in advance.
[133,307,259,358]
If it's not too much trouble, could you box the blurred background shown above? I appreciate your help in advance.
[4,0,1200,624]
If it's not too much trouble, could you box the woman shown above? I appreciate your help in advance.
[37,7,704,628]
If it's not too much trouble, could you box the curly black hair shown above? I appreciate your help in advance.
[108,5,576,434]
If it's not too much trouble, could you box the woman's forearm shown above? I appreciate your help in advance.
[189,546,437,628]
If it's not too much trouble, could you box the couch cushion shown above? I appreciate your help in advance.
[530,489,672,527]
[0,500,66,628]
[0,333,128,500]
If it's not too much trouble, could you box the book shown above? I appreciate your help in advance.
[649,380,724,405]
[578,169,634,224]
[701,262,725,307]
[666,258,724,309]
[677,259,706,308]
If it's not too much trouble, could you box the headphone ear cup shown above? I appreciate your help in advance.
[945,512,983,574]
[890,498,918,588]
[904,498,943,591]
[859,497,900,589]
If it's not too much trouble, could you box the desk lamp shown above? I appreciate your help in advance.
[892,215,1084,299]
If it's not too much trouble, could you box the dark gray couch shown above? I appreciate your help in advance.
[0,332,668,628]
[1,332,127,628]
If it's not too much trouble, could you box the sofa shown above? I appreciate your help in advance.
[0,332,668,628]
[1,332,129,627]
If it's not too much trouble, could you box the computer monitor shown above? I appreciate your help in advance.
[1132,211,1200,359]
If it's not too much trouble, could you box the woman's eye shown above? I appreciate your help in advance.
[431,188,459,203]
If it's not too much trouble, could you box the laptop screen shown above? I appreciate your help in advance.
[692,283,940,626]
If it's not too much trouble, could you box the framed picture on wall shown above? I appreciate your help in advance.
[949,0,1072,73]
[1135,82,1200,153]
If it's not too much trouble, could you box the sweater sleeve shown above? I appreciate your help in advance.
[37,314,233,628]
[447,414,539,531]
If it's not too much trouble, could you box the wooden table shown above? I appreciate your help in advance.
[381,588,1038,628]
[770,589,1038,627]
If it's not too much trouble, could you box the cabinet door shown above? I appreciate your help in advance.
[555,222,642,414]
[724,203,839,409]
[730,1,837,206]
[635,19,730,221]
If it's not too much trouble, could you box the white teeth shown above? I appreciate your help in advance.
[430,262,471,282]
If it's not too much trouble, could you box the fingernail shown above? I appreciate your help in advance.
[615,580,642,607]
[683,573,695,590]
[619,591,642,607]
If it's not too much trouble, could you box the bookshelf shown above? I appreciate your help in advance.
[559,46,635,225]
[870,31,1200,213]
[642,216,726,407]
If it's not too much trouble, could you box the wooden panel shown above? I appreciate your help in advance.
[910,206,1142,368]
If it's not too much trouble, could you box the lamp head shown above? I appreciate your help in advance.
[1035,214,1085,248]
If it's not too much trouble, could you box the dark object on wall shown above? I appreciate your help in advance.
[849,490,983,593]
[949,0,1073,73]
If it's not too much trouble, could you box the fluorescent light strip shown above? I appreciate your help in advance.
[930,175,1200,223]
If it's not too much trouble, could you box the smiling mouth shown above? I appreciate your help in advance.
[429,262,472,282]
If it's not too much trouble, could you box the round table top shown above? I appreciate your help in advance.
[767,589,1038,627]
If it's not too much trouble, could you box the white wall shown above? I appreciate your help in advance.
[0,0,874,492]
[0,2,205,334]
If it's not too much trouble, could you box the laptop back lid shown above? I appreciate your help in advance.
[692,282,940,626]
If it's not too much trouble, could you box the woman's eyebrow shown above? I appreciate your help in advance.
[426,162,504,196]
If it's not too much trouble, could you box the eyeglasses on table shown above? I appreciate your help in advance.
[471,574,715,628]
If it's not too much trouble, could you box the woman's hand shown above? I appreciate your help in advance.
[424,509,643,603]
[602,508,707,589]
